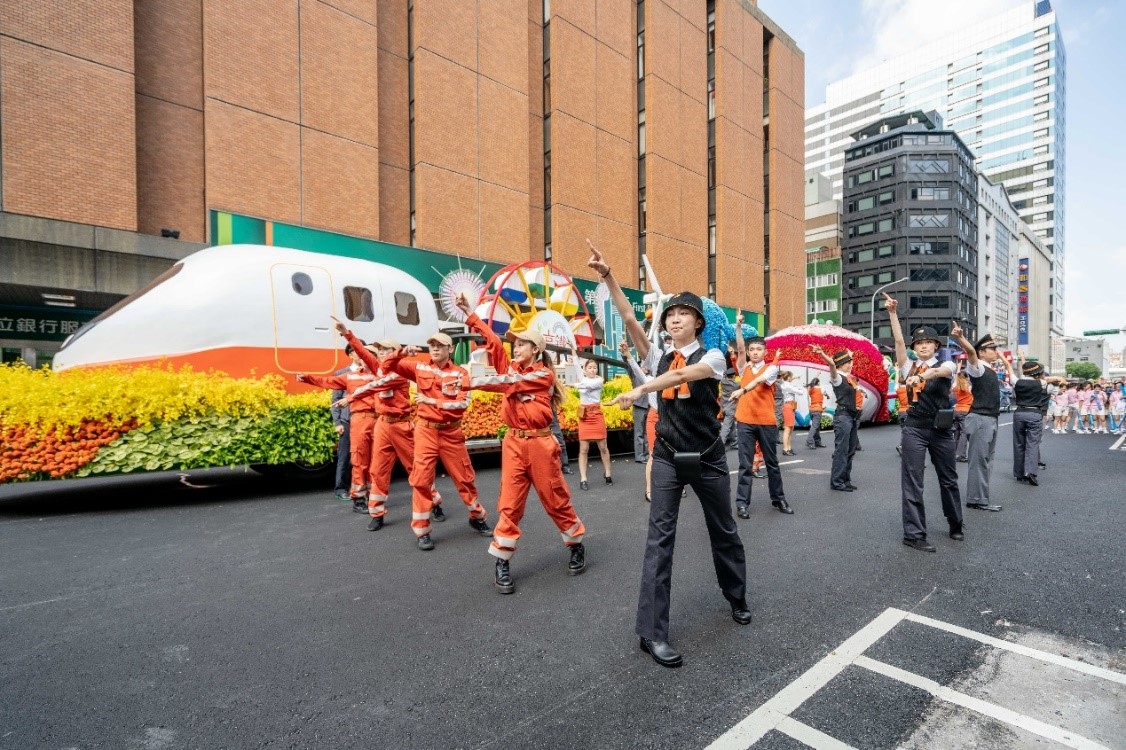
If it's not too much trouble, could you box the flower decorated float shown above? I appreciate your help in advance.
[765,323,890,425]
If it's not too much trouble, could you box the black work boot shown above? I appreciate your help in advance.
[367,516,384,531]
[495,558,515,594]
[567,543,586,576]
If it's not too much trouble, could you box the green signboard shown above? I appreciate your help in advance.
[0,306,98,342]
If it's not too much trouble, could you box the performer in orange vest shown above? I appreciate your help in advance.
[457,294,586,594]
[332,322,446,534]
[383,331,491,551]
[805,378,825,449]
[297,347,378,515]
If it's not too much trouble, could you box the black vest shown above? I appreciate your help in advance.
[905,361,952,426]
[1014,377,1050,410]
[655,348,721,458]
[969,368,1001,417]
[831,375,860,418]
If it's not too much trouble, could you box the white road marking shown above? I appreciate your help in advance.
[0,595,76,613]
[729,459,804,475]
[904,612,1126,686]
[1110,434,1125,451]
[855,656,1112,750]
[704,607,907,749]
[776,716,858,750]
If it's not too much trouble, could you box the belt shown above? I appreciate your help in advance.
[510,427,552,439]
[419,418,462,430]
[1015,406,1042,413]
[381,414,411,423]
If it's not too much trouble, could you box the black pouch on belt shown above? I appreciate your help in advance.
[932,409,955,430]
[672,452,702,484]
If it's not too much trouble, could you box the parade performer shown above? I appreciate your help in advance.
[885,293,963,553]
[949,324,1012,512]
[805,378,825,449]
[810,345,863,492]
[1012,354,1057,486]
[457,295,586,594]
[569,344,612,491]
[334,322,446,533]
[951,364,974,462]
[384,331,492,551]
[592,242,751,670]
[620,340,651,466]
[296,347,378,515]
[730,324,792,517]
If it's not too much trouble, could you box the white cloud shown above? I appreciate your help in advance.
[850,0,1027,74]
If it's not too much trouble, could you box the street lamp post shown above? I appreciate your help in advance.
[870,277,909,342]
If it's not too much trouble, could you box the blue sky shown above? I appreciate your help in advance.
[759,0,1125,357]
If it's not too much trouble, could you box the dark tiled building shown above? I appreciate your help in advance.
[840,111,978,348]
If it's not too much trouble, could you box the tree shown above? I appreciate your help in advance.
[1065,361,1101,380]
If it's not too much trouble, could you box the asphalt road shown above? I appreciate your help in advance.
[2,422,1123,749]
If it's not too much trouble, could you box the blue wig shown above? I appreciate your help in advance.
[700,298,757,351]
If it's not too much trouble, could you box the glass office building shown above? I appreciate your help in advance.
[805,0,1065,336]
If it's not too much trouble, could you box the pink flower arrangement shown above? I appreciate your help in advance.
[766,324,890,423]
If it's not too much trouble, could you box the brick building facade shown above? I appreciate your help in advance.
[0,0,804,363]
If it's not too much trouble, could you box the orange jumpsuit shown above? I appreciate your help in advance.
[345,334,443,533]
[301,368,378,501]
[465,313,585,560]
[388,351,486,530]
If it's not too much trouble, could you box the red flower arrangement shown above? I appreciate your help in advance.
[765,324,891,423]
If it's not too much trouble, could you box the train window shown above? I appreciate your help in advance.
[343,286,375,322]
[394,292,420,325]
[291,272,314,295]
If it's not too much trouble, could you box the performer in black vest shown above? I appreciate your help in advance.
[591,244,750,670]
[1012,359,1057,486]
[950,324,1015,512]
[810,344,862,491]
[885,294,963,552]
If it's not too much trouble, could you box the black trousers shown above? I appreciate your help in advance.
[550,411,570,468]
[632,405,650,462]
[806,411,824,447]
[635,455,747,643]
[901,424,963,540]
[735,422,785,506]
[830,412,859,489]
[1012,411,1043,479]
[334,425,352,492]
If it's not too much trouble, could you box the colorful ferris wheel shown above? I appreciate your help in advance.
[471,261,597,349]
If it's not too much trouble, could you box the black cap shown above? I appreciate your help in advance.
[910,326,942,346]
[974,334,999,351]
[660,292,706,334]
[832,350,853,367]
[1022,361,1044,377]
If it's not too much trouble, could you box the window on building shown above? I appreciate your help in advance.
[853,274,874,289]
[854,248,874,263]
[908,158,950,174]
[878,218,895,232]
[910,269,950,282]
[910,295,950,309]
[878,164,894,178]
[878,190,895,205]
[909,213,950,228]
[877,271,893,284]
[911,187,950,200]
[877,244,895,258]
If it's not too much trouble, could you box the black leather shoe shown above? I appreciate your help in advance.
[830,484,854,492]
[736,504,750,519]
[604,475,613,485]
[567,543,586,575]
[352,500,367,513]
[955,456,969,463]
[902,537,936,552]
[752,470,765,479]
[417,534,435,551]
[580,480,589,490]
[966,502,1003,512]
[1038,461,1047,469]
[772,499,794,515]
[469,517,492,536]
[561,465,573,474]
[731,601,752,625]
[781,450,795,456]
[367,516,384,531]
[644,493,651,503]
[639,637,683,668]
[949,522,965,541]
[494,558,514,594]
[431,504,446,522]
[1026,474,1039,486]
[845,484,858,491]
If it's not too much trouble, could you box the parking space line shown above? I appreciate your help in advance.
[855,655,1112,750]
[775,716,858,750]
[904,612,1126,685]
[704,607,907,749]
[1110,434,1125,451]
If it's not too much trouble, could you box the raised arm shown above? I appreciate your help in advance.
[607,362,717,410]
[734,309,746,367]
[950,319,977,368]
[885,293,907,369]
[729,350,780,401]
[457,293,511,374]
[587,239,650,359]
[810,343,837,382]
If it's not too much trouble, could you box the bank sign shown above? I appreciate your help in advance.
[0,306,95,342]
[1017,258,1029,346]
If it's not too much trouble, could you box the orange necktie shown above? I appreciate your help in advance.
[661,351,691,400]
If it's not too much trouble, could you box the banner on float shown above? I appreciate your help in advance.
[1017,258,1029,347]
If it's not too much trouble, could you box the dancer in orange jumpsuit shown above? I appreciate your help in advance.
[384,330,491,551]
[296,347,377,515]
[332,322,445,535]
[457,294,586,594]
